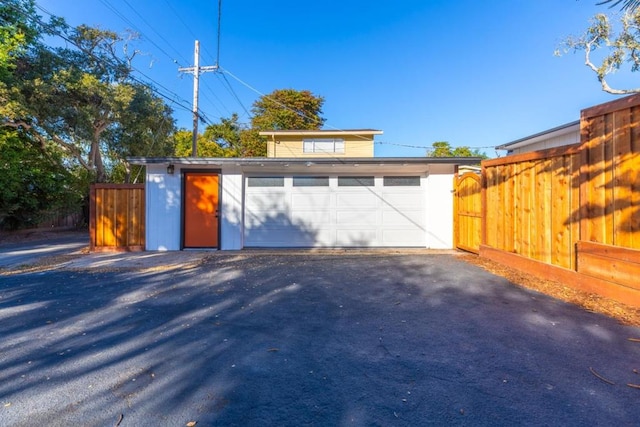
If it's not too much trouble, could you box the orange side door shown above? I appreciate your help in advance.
[183,173,219,248]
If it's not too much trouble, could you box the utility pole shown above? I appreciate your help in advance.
[178,40,218,157]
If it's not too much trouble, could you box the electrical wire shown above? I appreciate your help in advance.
[217,72,252,119]
[25,2,491,154]
[216,0,222,66]
[119,0,190,65]
[30,3,204,120]
[161,0,217,64]
[376,141,496,150]
[219,67,493,152]
[97,0,188,66]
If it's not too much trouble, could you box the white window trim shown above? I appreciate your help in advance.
[302,138,345,154]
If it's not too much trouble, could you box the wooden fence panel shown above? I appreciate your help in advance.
[478,94,640,307]
[581,99,640,250]
[577,241,640,292]
[90,184,145,252]
[482,144,582,270]
[454,172,482,253]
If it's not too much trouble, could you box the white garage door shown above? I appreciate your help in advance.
[244,175,425,247]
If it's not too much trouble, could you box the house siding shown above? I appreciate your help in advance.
[424,164,456,248]
[145,164,182,251]
[267,134,374,158]
[220,167,244,250]
[141,161,464,251]
[507,129,580,155]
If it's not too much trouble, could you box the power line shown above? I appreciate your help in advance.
[28,3,204,120]
[376,141,496,150]
[200,80,233,118]
[220,67,495,151]
[119,0,190,65]
[216,0,222,66]
[97,0,188,66]
[217,72,252,119]
[178,40,218,155]
[161,0,218,63]
[219,66,325,126]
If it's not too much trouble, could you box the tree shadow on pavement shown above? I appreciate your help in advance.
[1,254,640,426]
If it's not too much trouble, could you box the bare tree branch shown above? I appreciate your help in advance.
[561,11,640,94]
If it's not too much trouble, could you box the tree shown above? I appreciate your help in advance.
[1,3,175,182]
[426,141,488,159]
[108,83,176,182]
[0,0,44,80]
[175,115,244,157]
[0,128,83,229]
[558,10,640,94]
[251,89,325,131]
[187,89,325,158]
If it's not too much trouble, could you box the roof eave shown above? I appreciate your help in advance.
[258,129,383,136]
[127,156,482,166]
[496,120,580,150]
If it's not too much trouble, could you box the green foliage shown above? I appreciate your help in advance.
[559,10,640,94]
[251,89,325,131]
[0,0,176,227]
[202,114,244,157]
[1,3,176,182]
[188,90,325,158]
[0,129,84,230]
[174,128,228,157]
[426,141,488,159]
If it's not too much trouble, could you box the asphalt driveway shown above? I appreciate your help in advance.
[1,252,639,426]
[0,232,87,269]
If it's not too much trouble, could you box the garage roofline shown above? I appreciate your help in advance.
[128,157,482,166]
[258,129,383,136]
[496,120,580,150]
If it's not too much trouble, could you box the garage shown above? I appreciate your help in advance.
[244,175,426,247]
[131,156,478,251]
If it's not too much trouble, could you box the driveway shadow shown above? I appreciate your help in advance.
[1,254,639,426]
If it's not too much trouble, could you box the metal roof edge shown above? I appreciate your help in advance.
[496,120,580,150]
[258,129,383,136]
[128,156,482,166]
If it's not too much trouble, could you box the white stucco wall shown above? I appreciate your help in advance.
[143,163,459,250]
[145,164,182,251]
[220,166,244,250]
[424,164,455,249]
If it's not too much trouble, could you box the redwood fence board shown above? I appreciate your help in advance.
[454,172,482,254]
[472,93,640,308]
[90,184,145,252]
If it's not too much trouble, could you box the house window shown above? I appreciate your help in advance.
[303,138,345,154]
[293,176,330,187]
[383,176,421,186]
[247,177,285,187]
[338,176,375,187]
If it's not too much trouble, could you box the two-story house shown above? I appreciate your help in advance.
[260,129,381,158]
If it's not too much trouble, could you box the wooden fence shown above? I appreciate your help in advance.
[90,184,145,252]
[475,94,640,307]
[482,144,582,269]
[454,172,482,254]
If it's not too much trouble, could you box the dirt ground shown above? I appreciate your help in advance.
[0,228,84,245]
[459,253,640,327]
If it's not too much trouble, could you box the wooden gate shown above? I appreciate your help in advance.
[90,184,145,251]
[454,172,482,253]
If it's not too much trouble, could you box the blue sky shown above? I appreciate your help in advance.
[37,0,638,157]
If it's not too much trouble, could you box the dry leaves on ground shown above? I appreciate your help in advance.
[459,253,640,326]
